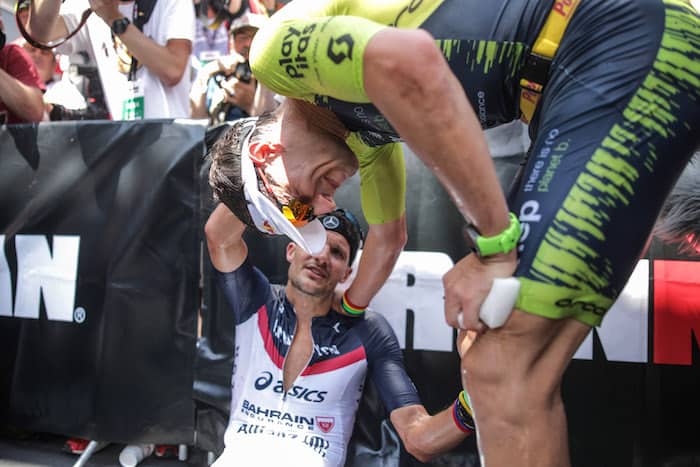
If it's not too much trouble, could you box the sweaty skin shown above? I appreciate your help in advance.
[250,2,700,467]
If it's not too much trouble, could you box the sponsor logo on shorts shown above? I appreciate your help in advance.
[555,298,607,316]
[517,200,541,253]
[476,91,487,124]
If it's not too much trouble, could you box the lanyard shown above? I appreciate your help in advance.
[128,1,140,81]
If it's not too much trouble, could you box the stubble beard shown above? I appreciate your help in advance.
[289,275,334,301]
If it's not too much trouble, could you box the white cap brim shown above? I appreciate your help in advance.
[240,132,326,255]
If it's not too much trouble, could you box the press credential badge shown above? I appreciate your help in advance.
[122,79,145,120]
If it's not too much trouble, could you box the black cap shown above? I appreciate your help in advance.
[318,209,364,265]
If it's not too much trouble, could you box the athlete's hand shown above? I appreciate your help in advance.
[443,250,517,332]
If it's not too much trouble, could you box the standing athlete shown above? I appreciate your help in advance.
[207,1,700,465]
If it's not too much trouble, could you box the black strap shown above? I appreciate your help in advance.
[519,53,552,93]
[16,0,92,51]
[133,0,157,30]
[16,0,157,53]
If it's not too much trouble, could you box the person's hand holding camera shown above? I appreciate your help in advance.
[221,74,256,115]
[214,52,246,76]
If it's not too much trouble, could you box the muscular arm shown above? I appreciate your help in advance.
[364,28,510,247]
[364,312,469,462]
[363,28,518,329]
[345,215,406,307]
[390,404,468,463]
[107,23,191,87]
[121,33,191,87]
[205,203,249,273]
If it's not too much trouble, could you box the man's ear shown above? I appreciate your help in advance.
[339,266,352,284]
[248,141,284,165]
[286,242,296,262]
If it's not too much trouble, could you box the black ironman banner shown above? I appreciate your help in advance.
[0,120,697,466]
[0,121,205,444]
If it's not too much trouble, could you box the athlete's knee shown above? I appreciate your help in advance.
[459,318,571,422]
[463,358,561,429]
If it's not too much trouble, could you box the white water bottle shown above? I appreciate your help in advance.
[119,444,155,467]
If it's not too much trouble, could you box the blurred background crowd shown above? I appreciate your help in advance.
[0,0,282,126]
[0,0,283,459]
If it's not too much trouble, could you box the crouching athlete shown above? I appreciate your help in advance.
[205,203,475,466]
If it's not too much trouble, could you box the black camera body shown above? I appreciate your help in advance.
[234,61,252,83]
[211,60,252,95]
[216,61,251,84]
[208,60,253,124]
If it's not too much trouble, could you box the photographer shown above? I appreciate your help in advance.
[189,11,276,124]
[28,0,195,120]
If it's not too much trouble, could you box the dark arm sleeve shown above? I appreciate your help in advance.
[215,258,271,325]
[359,311,422,413]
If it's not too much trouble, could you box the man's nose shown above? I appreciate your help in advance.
[313,248,330,266]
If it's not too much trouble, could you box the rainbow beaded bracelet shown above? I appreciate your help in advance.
[341,291,366,316]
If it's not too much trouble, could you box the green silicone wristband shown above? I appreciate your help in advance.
[475,212,521,256]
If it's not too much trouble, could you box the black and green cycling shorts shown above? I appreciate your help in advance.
[510,0,699,326]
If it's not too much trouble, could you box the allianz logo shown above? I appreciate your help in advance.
[1,235,83,323]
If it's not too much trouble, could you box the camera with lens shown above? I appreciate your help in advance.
[50,61,110,121]
[212,60,252,88]
[207,60,254,124]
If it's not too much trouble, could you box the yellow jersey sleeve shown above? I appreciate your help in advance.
[250,13,385,103]
[346,133,406,225]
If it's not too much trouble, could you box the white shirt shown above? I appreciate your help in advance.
[57,0,195,119]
